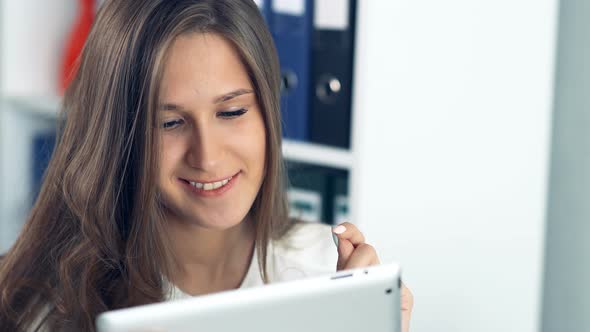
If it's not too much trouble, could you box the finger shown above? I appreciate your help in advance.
[336,238,354,271]
[332,222,365,247]
[343,243,380,270]
[401,283,414,332]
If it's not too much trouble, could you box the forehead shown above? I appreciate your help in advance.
[159,32,253,100]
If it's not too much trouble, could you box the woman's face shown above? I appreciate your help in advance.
[157,32,266,230]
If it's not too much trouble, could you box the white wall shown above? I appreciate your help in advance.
[0,0,566,330]
[350,1,558,331]
[0,0,75,251]
[0,0,75,97]
[541,1,590,331]
[0,106,55,252]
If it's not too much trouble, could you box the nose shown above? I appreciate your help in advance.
[185,122,222,171]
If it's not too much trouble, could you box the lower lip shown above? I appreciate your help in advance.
[180,173,239,198]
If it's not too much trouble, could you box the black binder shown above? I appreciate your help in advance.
[287,162,349,225]
[308,0,357,148]
[287,162,327,223]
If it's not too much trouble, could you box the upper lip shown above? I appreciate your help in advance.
[181,172,237,184]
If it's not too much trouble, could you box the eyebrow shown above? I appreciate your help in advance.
[159,88,254,111]
[214,88,254,104]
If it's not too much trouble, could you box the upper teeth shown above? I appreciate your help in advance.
[190,177,232,191]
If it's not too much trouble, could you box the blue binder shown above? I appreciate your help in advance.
[253,0,270,24]
[269,0,313,141]
[31,131,56,201]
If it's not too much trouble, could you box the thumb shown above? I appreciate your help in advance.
[336,238,354,271]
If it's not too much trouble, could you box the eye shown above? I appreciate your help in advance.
[217,108,248,119]
[161,119,184,129]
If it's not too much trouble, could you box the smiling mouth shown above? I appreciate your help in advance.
[180,173,237,192]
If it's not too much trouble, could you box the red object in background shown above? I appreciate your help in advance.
[60,0,95,93]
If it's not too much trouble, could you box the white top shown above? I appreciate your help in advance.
[166,222,338,300]
[31,223,337,331]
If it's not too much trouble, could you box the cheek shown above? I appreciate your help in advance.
[249,132,266,176]
[226,115,266,175]
[243,116,266,170]
[255,127,266,167]
[158,135,186,178]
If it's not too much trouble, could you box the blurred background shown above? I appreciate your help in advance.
[1,0,588,331]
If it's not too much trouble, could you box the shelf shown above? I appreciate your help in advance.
[282,140,353,170]
[2,96,61,119]
[0,96,354,170]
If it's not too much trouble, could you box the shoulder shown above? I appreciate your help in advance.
[267,222,338,282]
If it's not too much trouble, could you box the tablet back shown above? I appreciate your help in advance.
[96,263,401,332]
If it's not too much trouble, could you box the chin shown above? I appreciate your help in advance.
[186,211,249,231]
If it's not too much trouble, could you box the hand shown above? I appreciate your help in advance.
[400,282,414,332]
[332,222,378,270]
[332,222,414,332]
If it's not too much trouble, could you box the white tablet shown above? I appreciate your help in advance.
[96,263,402,332]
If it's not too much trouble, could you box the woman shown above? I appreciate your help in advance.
[0,0,413,331]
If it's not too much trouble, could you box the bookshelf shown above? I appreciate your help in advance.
[282,140,353,170]
[0,1,356,252]
[0,1,561,332]
[1,96,354,170]
[3,96,62,119]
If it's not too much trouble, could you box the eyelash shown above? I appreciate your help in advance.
[217,108,248,118]
[160,108,248,129]
[162,119,184,129]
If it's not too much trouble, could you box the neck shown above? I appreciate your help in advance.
[165,214,256,296]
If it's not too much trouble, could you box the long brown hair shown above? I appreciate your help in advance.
[0,0,290,330]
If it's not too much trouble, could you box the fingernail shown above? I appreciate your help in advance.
[333,225,346,234]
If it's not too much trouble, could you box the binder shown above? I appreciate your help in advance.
[309,0,357,148]
[253,0,270,25]
[331,172,349,224]
[288,187,323,223]
[287,162,326,223]
[287,162,349,225]
[60,0,95,92]
[31,131,56,201]
[269,0,313,141]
